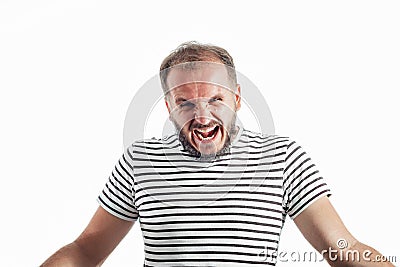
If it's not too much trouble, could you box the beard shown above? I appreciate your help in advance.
[172,114,238,159]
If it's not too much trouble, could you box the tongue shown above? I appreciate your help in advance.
[200,129,214,138]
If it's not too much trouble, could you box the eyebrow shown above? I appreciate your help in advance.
[211,94,224,99]
[174,94,225,103]
[174,97,187,103]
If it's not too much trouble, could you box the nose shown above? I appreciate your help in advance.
[194,101,212,125]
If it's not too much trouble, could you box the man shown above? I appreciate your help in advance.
[42,42,393,266]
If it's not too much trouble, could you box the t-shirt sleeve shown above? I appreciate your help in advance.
[97,146,139,221]
[283,139,331,219]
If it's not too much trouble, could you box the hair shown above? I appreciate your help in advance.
[159,41,237,93]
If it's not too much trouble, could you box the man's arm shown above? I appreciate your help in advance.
[41,206,134,267]
[294,196,394,266]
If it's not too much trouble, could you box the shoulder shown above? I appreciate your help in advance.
[239,128,293,146]
[125,133,180,153]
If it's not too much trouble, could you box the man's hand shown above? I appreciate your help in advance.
[294,197,394,266]
[41,206,134,267]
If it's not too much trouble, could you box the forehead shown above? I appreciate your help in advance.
[165,62,233,94]
[169,83,232,99]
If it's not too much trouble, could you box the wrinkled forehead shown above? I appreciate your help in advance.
[162,61,236,95]
[168,83,233,101]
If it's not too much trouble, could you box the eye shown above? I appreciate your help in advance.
[179,101,195,109]
[209,97,223,103]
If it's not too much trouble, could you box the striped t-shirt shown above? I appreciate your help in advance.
[98,127,331,266]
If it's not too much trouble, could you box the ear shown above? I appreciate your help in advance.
[235,84,241,111]
[165,98,171,114]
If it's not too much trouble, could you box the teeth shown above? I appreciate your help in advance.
[193,126,218,141]
[196,127,215,133]
[197,134,213,141]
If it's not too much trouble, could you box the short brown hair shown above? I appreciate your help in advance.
[159,41,237,92]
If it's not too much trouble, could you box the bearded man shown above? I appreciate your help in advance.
[41,42,394,267]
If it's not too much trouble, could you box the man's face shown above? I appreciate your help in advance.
[165,64,241,157]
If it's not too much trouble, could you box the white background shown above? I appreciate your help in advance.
[1,1,399,266]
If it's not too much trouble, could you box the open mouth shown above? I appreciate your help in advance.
[193,125,220,141]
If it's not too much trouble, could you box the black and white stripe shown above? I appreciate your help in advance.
[98,128,331,266]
